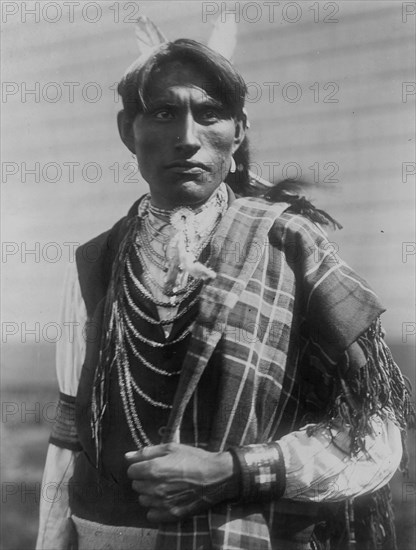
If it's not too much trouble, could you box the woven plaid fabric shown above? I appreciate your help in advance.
[154,196,384,549]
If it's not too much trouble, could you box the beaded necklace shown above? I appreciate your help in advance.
[92,184,228,455]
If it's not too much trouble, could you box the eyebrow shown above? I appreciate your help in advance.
[146,95,225,110]
[201,97,225,109]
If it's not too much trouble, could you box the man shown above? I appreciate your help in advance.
[37,26,411,550]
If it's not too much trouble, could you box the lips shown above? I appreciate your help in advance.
[165,160,209,174]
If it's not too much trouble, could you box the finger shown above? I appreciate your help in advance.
[136,485,199,513]
[131,480,187,497]
[165,487,198,506]
[131,480,154,494]
[125,444,171,464]
[127,460,157,481]
[137,493,187,510]
[127,447,182,481]
[138,494,163,508]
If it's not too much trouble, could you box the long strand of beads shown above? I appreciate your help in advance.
[126,257,179,307]
[127,256,199,307]
[129,378,172,409]
[123,357,172,409]
[192,214,224,259]
[117,344,152,447]
[144,216,171,243]
[134,244,194,296]
[123,279,199,326]
[135,235,167,271]
[113,184,228,448]
[124,330,181,376]
[141,262,200,299]
[124,309,193,347]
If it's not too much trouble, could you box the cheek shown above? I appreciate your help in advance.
[134,130,169,173]
[135,127,160,153]
[133,118,173,163]
[204,125,236,160]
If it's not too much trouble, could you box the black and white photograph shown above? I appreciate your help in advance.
[1,1,415,549]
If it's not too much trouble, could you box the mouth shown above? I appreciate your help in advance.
[165,160,209,174]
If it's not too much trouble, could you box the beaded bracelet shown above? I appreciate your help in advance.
[229,442,286,503]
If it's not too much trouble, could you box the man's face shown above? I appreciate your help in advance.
[128,61,244,209]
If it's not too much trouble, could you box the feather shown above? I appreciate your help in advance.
[207,15,237,61]
[164,232,216,294]
[134,15,167,55]
[122,16,167,78]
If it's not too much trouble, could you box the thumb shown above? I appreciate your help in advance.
[125,444,173,463]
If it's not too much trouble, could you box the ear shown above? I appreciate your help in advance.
[117,110,136,154]
[231,118,246,155]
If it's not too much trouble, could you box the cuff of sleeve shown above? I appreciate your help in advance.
[49,392,82,452]
[228,442,286,503]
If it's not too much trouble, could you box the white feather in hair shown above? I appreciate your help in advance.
[122,14,238,76]
[207,16,237,61]
[134,15,167,54]
[122,16,167,77]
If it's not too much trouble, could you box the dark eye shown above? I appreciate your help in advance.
[198,108,222,122]
[153,109,175,120]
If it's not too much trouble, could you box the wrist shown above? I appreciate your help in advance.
[216,451,241,500]
[202,452,240,504]
[228,442,286,503]
[214,451,235,481]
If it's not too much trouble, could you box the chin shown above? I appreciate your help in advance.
[172,180,219,206]
[174,182,221,205]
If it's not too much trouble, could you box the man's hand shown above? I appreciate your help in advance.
[125,443,238,523]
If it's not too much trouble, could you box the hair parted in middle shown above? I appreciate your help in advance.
[117,38,247,124]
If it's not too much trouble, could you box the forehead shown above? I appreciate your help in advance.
[145,61,221,104]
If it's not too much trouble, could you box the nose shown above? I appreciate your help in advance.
[175,113,201,155]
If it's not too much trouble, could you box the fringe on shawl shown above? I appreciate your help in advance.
[307,318,414,550]
[313,485,398,550]
[353,484,398,550]
[91,215,141,468]
[307,317,414,469]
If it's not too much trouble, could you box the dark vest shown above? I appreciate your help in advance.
[69,201,220,526]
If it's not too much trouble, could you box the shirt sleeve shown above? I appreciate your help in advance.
[229,324,408,504]
[278,315,405,502]
[278,414,402,502]
[56,261,87,398]
[36,263,87,550]
[36,445,77,550]
[230,414,402,503]
[49,262,86,449]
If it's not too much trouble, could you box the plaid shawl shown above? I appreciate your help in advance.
[152,196,385,550]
